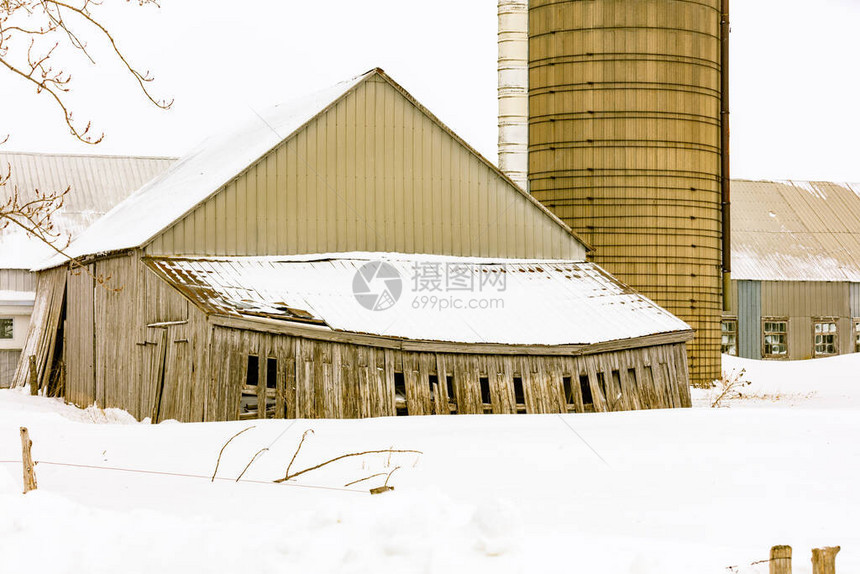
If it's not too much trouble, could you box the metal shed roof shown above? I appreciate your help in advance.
[732,180,860,282]
[0,151,175,269]
[145,253,691,347]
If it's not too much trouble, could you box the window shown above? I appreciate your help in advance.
[446,374,457,414]
[428,374,439,404]
[394,372,407,415]
[562,376,574,411]
[240,355,260,419]
[0,318,12,339]
[763,319,788,358]
[265,358,278,417]
[721,318,738,356]
[512,376,526,413]
[813,320,838,357]
[855,320,860,353]
[479,376,492,412]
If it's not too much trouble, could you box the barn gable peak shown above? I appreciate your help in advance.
[40,68,589,268]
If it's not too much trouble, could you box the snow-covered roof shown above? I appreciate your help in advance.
[0,151,175,269]
[36,72,371,270]
[41,68,587,270]
[732,180,860,282]
[0,290,35,306]
[145,253,691,347]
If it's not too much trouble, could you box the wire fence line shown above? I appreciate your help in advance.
[0,459,367,494]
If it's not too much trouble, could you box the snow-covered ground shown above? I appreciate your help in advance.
[1,354,858,574]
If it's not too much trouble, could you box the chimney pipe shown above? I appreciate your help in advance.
[721,0,731,312]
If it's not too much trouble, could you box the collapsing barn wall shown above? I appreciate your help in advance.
[208,324,691,421]
[55,253,210,422]
[27,251,692,423]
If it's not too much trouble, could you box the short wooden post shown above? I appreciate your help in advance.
[28,355,38,396]
[770,545,792,574]
[812,546,840,574]
[19,427,37,493]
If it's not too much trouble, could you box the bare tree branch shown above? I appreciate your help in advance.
[0,0,171,271]
[275,449,423,484]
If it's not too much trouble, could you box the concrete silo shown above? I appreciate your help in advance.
[500,0,729,386]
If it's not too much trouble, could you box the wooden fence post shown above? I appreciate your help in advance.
[812,547,840,574]
[770,545,792,574]
[28,355,38,396]
[19,427,37,493]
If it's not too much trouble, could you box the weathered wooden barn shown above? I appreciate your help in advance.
[0,151,173,386]
[16,68,693,420]
[722,180,860,360]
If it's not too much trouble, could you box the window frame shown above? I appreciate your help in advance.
[854,319,860,354]
[0,317,12,340]
[812,318,839,357]
[721,317,738,356]
[761,317,789,359]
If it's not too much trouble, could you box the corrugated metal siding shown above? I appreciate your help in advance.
[147,76,586,261]
[738,280,761,359]
[0,270,35,292]
[760,281,850,359]
[732,180,860,281]
[527,0,723,387]
[0,350,19,388]
[761,281,848,318]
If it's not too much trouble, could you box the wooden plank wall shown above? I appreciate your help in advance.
[53,251,690,423]
[11,267,66,389]
[65,269,95,407]
[207,325,691,421]
[59,252,210,422]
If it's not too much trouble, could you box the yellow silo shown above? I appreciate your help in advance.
[522,0,727,386]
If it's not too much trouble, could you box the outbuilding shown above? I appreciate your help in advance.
[15,68,693,420]
[722,179,860,360]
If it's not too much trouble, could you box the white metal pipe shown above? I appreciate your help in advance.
[498,0,529,191]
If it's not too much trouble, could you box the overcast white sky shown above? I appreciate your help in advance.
[2,0,860,182]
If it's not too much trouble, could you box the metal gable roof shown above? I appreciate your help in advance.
[731,180,860,282]
[0,151,175,269]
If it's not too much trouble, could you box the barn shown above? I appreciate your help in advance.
[15,68,693,421]
[722,179,860,360]
[0,151,173,386]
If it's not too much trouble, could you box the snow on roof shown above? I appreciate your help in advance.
[732,179,860,281]
[0,151,175,269]
[0,290,35,305]
[145,253,691,347]
[40,71,374,269]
